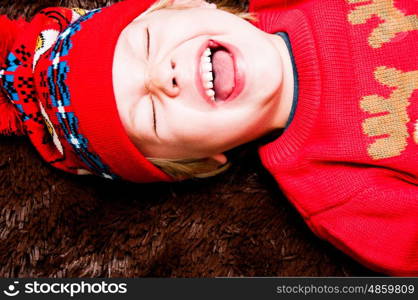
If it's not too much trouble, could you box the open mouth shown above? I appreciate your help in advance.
[197,40,243,103]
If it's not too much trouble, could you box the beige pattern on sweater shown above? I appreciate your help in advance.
[360,67,418,159]
[347,0,418,48]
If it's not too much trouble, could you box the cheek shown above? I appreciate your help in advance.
[164,111,221,144]
[162,106,263,150]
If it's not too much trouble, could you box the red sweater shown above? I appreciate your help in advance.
[251,0,418,275]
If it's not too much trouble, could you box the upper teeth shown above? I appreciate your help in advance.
[200,48,215,101]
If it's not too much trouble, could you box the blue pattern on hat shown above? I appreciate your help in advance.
[47,9,117,180]
[0,53,31,122]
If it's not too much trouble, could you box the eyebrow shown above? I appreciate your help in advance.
[145,27,157,137]
[146,27,150,58]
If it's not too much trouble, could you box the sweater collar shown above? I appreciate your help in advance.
[275,32,299,129]
[254,10,322,164]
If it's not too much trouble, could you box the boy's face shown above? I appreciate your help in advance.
[113,3,286,161]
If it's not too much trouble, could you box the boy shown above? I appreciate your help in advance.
[0,0,417,275]
[0,0,293,181]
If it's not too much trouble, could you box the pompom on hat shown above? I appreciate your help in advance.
[0,0,173,182]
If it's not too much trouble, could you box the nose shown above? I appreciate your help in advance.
[146,60,180,98]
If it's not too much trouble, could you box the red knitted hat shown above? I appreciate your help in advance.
[0,0,173,182]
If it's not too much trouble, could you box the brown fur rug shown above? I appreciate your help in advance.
[0,0,379,277]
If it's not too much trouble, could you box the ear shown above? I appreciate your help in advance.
[170,0,217,9]
[209,153,228,165]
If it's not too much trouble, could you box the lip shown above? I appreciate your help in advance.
[195,39,245,106]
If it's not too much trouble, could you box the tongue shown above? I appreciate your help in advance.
[212,49,234,100]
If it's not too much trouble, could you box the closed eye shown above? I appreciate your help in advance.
[146,28,156,135]
[146,27,150,58]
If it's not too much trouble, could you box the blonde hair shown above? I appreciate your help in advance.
[141,0,254,180]
[147,156,231,180]
[145,0,256,21]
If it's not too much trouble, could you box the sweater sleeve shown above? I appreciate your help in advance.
[309,178,418,276]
